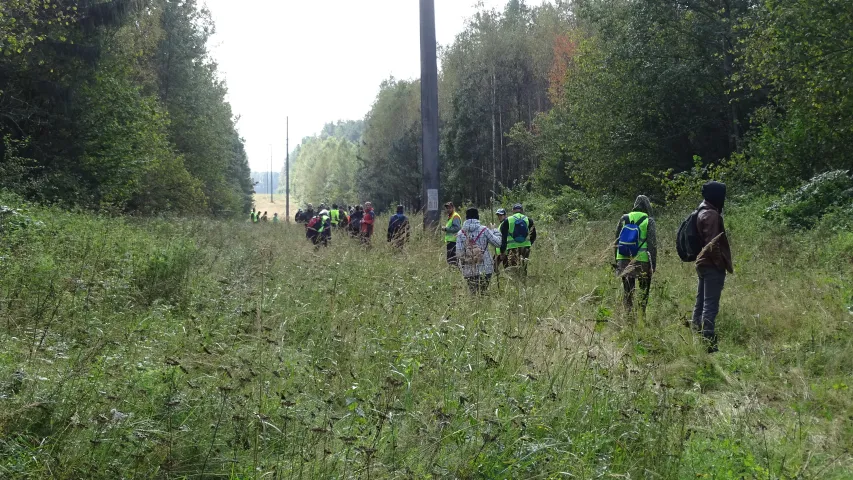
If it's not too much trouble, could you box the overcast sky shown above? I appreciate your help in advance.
[205,0,546,171]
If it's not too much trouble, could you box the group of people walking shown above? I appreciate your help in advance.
[296,202,377,247]
[443,202,537,295]
[248,209,280,224]
[258,180,731,352]
[614,181,732,352]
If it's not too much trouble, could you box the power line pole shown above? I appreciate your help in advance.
[420,0,440,229]
[269,144,274,203]
[286,116,290,223]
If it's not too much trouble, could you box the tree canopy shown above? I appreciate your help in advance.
[292,0,850,210]
[0,0,252,215]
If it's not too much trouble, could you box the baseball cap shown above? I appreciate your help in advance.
[495,208,507,215]
[512,203,523,211]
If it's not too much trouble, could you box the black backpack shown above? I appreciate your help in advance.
[676,206,708,262]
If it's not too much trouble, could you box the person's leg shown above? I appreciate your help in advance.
[700,268,726,349]
[520,247,530,275]
[622,274,636,311]
[447,242,457,266]
[478,274,492,295]
[506,249,520,267]
[692,270,706,331]
[617,260,635,312]
[466,276,478,294]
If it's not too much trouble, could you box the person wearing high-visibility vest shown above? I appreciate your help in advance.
[614,195,657,317]
[316,209,332,247]
[330,203,341,228]
[441,202,463,266]
[499,204,536,274]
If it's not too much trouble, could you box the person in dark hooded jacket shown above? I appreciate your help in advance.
[691,181,734,353]
[614,195,657,316]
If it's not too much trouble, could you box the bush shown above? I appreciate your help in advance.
[523,187,623,223]
[764,170,853,229]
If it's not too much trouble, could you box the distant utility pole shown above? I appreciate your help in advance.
[286,117,290,223]
[420,0,440,229]
[269,144,274,203]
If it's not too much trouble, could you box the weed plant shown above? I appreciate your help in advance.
[0,193,851,478]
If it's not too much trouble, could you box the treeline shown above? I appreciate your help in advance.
[293,0,851,209]
[0,0,253,215]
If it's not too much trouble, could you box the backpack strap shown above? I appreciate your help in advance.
[473,227,486,243]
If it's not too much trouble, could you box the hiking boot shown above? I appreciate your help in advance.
[705,335,719,354]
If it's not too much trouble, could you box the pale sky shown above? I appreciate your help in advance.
[205,0,547,171]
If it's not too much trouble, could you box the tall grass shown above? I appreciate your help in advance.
[0,193,851,478]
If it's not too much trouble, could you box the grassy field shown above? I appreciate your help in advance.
[1,193,852,478]
[252,194,292,221]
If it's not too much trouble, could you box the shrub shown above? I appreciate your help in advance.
[764,170,853,229]
[523,187,622,223]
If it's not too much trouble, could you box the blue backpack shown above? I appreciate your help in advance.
[617,214,648,257]
[512,215,529,243]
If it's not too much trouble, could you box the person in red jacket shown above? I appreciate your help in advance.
[360,201,376,244]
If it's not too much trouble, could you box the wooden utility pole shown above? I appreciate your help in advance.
[420,0,440,228]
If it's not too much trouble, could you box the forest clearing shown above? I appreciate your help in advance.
[1,194,851,478]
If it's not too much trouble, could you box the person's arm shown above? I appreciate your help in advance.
[500,220,509,253]
[528,218,537,245]
[456,231,464,257]
[646,217,657,272]
[387,217,394,242]
[447,217,461,235]
[485,226,502,248]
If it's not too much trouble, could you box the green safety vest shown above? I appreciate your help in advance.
[252,212,259,223]
[444,212,461,242]
[330,209,340,225]
[616,211,649,263]
[506,213,532,250]
[318,214,330,233]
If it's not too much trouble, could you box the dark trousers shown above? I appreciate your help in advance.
[465,274,492,295]
[446,242,457,266]
[505,247,531,274]
[617,260,652,314]
[692,267,726,341]
[360,225,373,245]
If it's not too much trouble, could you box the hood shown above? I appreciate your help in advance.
[462,219,482,233]
[702,181,727,211]
[633,195,652,215]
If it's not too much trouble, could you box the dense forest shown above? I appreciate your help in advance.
[3,0,851,214]
[288,0,852,210]
[0,0,253,215]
